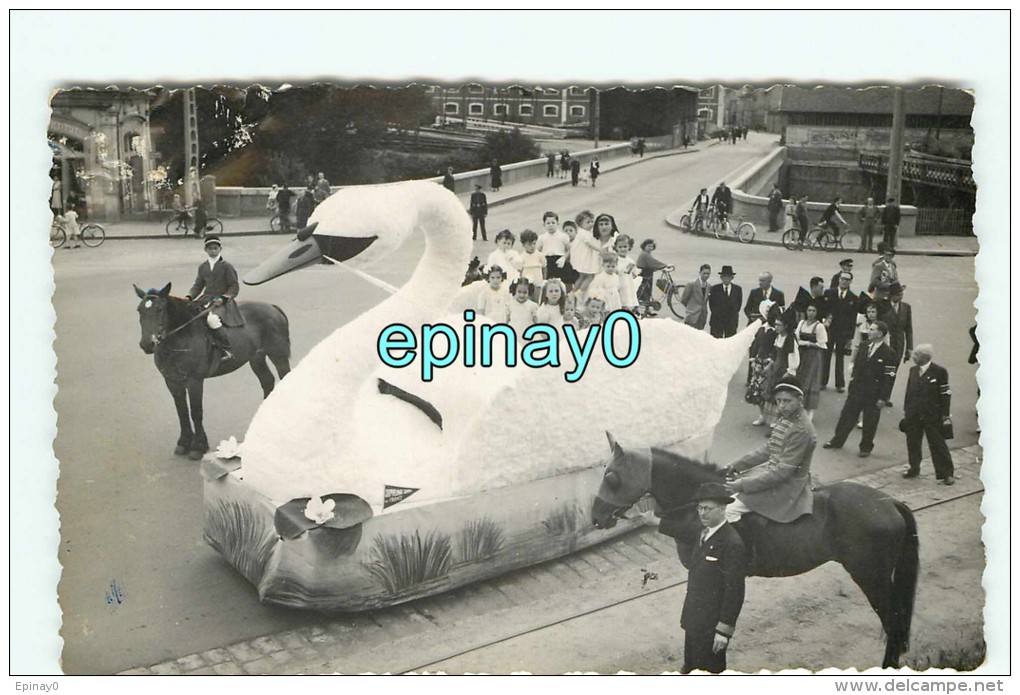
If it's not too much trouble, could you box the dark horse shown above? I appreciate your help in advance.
[135,283,291,460]
[591,433,919,669]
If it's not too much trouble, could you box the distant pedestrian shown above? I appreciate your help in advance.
[742,126,748,140]
[858,197,880,252]
[50,177,62,217]
[489,159,502,191]
[570,158,581,186]
[314,172,331,206]
[877,282,913,369]
[442,166,456,193]
[560,151,571,179]
[296,188,315,229]
[901,345,955,485]
[469,184,488,241]
[546,152,556,178]
[881,197,901,249]
[266,185,279,215]
[637,138,646,157]
[589,158,600,187]
[712,182,733,224]
[60,206,81,249]
[767,184,784,232]
[869,244,899,300]
[276,183,295,232]
[822,272,858,393]
[795,196,810,246]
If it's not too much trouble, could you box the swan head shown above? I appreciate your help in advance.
[245,183,427,285]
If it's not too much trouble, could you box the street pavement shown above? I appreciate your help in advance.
[50,131,982,673]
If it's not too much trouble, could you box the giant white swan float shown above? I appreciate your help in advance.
[202,180,758,610]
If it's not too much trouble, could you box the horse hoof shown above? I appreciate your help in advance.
[174,446,189,456]
[188,450,205,461]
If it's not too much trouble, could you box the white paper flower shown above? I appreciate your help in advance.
[303,496,336,525]
[214,436,243,459]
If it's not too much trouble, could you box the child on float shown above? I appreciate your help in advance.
[613,234,640,315]
[556,220,580,294]
[577,291,607,330]
[518,229,545,301]
[536,279,567,328]
[507,278,538,333]
[569,210,603,298]
[486,229,523,280]
[562,294,580,330]
[476,265,511,324]
[636,238,670,316]
[588,250,624,313]
[537,211,570,282]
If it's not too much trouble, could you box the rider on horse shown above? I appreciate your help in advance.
[723,374,817,541]
[186,236,243,363]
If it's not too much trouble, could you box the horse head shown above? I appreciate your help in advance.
[135,283,172,354]
[591,432,653,530]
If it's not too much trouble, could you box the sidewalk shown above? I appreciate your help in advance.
[123,444,982,675]
[93,140,978,258]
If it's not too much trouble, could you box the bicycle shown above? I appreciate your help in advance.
[679,208,705,234]
[269,210,296,233]
[50,217,105,248]
[165,207,224,238]
[782,221,861,252]
[639,265,688,321]
[714,212,755,243]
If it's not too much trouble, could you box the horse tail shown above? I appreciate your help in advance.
[271,304,291,359]
[888,499,919,658]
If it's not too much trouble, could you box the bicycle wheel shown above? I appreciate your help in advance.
[80,223,105,247]
[50,225,66,248]
[781,229,800,251]
[737,222,756,244]
[166,218,189,236]
[839,230,862,252]
[679,214,692,233]
[205,218,224,236]
[694,216,705,234]
[666,285,686,320]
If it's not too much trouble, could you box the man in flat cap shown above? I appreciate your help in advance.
[677,482,747,674]
[902,345,956,485]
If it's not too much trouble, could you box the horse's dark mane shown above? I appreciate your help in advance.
[151,292,203,329]
[651,447,725,481]
[647,447,725,513]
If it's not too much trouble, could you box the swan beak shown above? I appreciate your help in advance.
[243,224,323,285]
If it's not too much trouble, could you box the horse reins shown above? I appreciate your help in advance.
[145,294,213,340]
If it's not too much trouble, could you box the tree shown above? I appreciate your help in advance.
[479,129,540,167]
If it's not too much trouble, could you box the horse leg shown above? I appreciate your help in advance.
[187,379,209,461]
[249,352,276,398]
[838,529,910,668]
[268,352,291,380]
[165,378,193,456]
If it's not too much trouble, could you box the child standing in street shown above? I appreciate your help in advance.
[62,206,81,249]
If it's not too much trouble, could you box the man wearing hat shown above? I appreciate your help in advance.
[877,282,913,370]
[881,196,901,250]
[823,321,897,457]
[708,265,742,338]
[822,271,859,393]
[830,258,854,289]
[676,482,747,674]
[468,183,488,241]
[187,236,243,363]
[901,345,955,485]
[724,375,817,525]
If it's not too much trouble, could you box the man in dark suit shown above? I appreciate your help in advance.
[882,196,901,249]
[708,265,743,338]
[712,182,733,223]
[468,184,488,241]
[667,482,746,674]
[823,321,897,457]
[822,271,858,392]
[186,236,242,362]
[902,345,955,485]
[878,282,913,371]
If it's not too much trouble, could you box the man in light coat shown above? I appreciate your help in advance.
[680,263,712,330]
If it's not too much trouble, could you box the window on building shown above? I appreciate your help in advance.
[469,102,484,116]
[493,103,508,116]
[468,84,485,94]
[569,105,585,117]
[444,102,459,115]
[570,86,583,96]
[519,104,534,116]
[543,105,559,117]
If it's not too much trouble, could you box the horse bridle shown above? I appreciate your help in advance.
[144,293,212,346]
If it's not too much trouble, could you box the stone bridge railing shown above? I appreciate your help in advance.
[859,151,976,193]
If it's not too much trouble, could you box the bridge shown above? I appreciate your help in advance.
[858,150,976,194]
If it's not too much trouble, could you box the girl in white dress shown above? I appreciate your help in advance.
[613,235,640,314]
[587,251,624,313]
[476,266,510,323]
[486,229,523,280]
[569,210,603,297]
[536,279,567,327]
[507,278,538,333]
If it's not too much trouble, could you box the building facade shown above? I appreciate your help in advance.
[425,83,591,126]
[48,89,158,222]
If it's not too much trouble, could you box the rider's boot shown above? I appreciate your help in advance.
[210,327,234,363]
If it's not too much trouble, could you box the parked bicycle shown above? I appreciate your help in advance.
[714,212,756,243]
[783,221,861,252]
[165,207,224,238]
[639,265,689,321]
[679,204,716,234]
[50,217,105,248]
[269,210,296,233]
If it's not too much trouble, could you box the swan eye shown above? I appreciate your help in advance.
[605,470,621,492]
